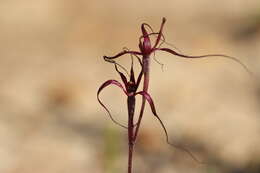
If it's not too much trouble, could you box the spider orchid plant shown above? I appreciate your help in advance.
[103,17,251,145]
[99,17,251,173]
[98,60,162,173]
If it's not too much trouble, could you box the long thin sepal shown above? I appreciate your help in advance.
[136,91,204,164]
[104,51,142,61]
[97,80,128,129]
[156,48,252,75]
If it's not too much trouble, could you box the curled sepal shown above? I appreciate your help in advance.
[97,80,128,129]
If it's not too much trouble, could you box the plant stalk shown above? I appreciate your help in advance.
[133,56,150,141]
[127,95,136,173]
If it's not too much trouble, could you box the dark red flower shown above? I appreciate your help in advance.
[97,60,158,129]
[99,18,252,169]
[103,17,251,75]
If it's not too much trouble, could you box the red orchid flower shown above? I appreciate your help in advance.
[98,61,201,173]
[103,18,251,144]
[104,17,250,72]
[98,60,163,172]
[100,18,251,171]
[97,59,162,130]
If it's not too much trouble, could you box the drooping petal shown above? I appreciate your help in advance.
[98,80,127,95]
[97,80,128,129]
[135,91,202,163]
[135,91,169,146]
[156,47,231,59]
[156,48,252,75]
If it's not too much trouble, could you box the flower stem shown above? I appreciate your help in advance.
[134,56,150,141]
[127,95,135,173]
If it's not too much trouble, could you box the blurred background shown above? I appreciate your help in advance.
[1,0,260,173]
